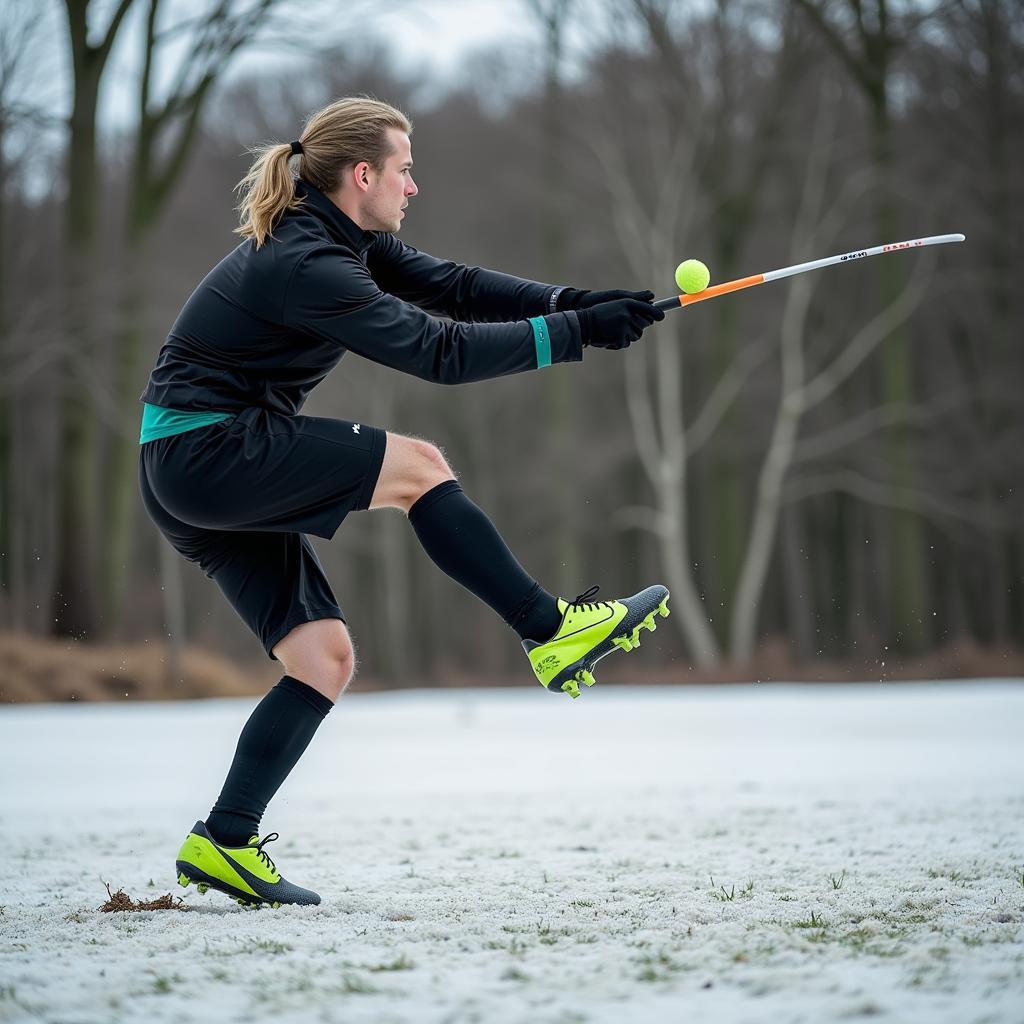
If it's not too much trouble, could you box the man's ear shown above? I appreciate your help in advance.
[353,160,372,192]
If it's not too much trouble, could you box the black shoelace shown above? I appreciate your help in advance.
[255,832,279,873]
[570,585,613,613]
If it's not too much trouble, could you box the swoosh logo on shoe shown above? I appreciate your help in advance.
[557,608,616,642]
[212,845,274,899]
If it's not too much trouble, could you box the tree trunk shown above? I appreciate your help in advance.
[101,235,149,629]
[53,0,124,639]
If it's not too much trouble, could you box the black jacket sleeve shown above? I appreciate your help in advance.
[283,246,582,385]
[365,232,561,323]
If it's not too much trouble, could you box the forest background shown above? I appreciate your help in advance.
[0,0,1020,700]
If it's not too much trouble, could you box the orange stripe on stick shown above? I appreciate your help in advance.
[679,274,765,306]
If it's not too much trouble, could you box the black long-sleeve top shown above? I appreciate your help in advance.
[138,178,584,415]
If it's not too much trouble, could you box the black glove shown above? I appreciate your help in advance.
[575,296,665,350]
[556,288,656,311]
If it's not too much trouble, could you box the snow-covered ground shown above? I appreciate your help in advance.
[2,682,1023,1023]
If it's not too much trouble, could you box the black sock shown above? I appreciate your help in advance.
[408,480,561,643]
[205,675,333,847]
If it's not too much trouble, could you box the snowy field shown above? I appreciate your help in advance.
[2,681,1023,1024]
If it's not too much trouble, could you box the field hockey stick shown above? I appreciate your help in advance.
[653,233,966,311]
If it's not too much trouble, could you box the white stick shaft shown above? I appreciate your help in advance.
[761,234,966,283]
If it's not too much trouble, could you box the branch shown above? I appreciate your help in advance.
[792,0,875,95]
[790,390,971,463]
[800,250,934,409]
[624,340,665,489]
[96,0,138,67]
[611,504,665,535]
[782,469,1009,530]
[685,331,775,456]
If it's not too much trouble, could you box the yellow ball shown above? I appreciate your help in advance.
[675,259,710,294]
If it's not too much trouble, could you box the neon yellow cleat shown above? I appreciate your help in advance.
[175,821,319,907]
[522,585,670,698]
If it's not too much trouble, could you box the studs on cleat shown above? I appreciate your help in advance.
[561,679,581,699]
[613,636,633,652]
[196,883,209,895]
[658,597,671,617]
[177,872,190,888]
[579,669,596,687]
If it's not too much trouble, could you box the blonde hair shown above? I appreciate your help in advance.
[233,96,412,248]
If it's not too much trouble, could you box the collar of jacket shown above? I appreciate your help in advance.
[293,177,376,251]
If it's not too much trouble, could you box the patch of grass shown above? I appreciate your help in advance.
[830,870,847,890]
[152,973,182,994]
[570,899,594,908]
[250,939,293,955]
[501,967,530,982]
[367,954,414,972]
[338,974,377,995]
[635,949,686,983]
[793,911,828,929]
[709,876,736,902]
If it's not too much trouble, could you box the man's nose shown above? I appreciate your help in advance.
[405,175,418,197]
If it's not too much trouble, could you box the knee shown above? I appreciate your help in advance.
[273,622,356,702]
[372,434,456,513]
[412,439,454,491]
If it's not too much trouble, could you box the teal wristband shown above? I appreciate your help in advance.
[528,316,552,369]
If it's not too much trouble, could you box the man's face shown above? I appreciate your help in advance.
[361,128,418,233]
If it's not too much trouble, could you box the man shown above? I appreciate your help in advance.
[139,97,669,908]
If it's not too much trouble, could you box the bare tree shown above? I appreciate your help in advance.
[0,5,65,625]
[790,0,951,650]
[55,0,138,640]
[103,0,284,641]
[730,86,936,659]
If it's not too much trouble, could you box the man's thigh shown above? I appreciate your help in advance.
[140,457,344,660]
[142,408,387,540]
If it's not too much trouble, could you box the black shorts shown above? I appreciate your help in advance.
[138,406,387,660]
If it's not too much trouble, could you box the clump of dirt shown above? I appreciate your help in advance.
[98,881,190,913]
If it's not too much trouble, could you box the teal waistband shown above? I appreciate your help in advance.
[528,316,552,369]
[139,403,234,444]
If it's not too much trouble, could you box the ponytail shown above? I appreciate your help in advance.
[233,96,412,249]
